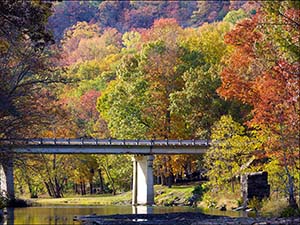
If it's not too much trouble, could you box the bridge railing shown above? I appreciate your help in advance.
[0,138,210,146]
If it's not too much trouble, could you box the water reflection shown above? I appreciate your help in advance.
[1,208,14,225]
[132,205,153,214]
[1,205,247,225]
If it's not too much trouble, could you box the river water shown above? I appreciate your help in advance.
[1,205,248,225]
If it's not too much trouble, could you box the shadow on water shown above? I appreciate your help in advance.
[1,205,248,225]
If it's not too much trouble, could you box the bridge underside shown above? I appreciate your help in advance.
[0,138,208,205]
[0,138,209,155]
[0,155,155,205]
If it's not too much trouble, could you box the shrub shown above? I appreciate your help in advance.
[192,184,207,199]
[236,198,243,207]
[203,194,217,208]
[280,207,300,217]
[248,197,263,211]
[189,184,208,207]
[261,197,300,217]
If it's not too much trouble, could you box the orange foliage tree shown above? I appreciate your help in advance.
[218,2,299,208]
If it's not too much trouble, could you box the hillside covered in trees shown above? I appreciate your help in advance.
[0,0,299,213]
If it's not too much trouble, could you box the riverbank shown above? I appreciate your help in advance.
[28,184,195,206]
[74,212,300,225]
[25,184,299,218]
[29,192,132,206]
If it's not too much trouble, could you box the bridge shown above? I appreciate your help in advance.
[0,138,209,205]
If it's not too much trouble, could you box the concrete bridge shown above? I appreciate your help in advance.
[0,138,209,205]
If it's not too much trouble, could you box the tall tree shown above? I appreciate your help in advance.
[97,19,207,187]
[0,0,64,139]
[170,22,250,139]
[218,1,299,208]
[205,115,259,192]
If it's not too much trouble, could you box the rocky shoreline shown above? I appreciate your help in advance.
[74,212,300,225]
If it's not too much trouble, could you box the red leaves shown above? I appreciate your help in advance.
[219,9,299,167]
[251,60,299,130]
[78,90,101,121]
[218,17,264,105]
[224,17,262,54]
[140,18,182,44]
[219,15,299,128]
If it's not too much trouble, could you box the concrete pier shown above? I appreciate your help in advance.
[0,157,15,199]
[132,155,154,205]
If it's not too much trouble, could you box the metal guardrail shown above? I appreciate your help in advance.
[0,138,210,147]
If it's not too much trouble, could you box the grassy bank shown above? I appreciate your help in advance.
[155,184,194,206]
[28,184,195,206]
[30,192,132,206]
[24,184,300,218]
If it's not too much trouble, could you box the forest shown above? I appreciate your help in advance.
[0,0,299,213]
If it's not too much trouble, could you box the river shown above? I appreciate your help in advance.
[1,205,249,225]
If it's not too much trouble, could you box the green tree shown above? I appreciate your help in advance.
[205,115,259,192]
[97,19,201,187]
[95,155,132,194]
[97,54,149,139]
[170,22,250,138]
[223,9,247,24]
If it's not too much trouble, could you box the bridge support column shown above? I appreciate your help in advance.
[132,155,154,205]
[0,157,15,200]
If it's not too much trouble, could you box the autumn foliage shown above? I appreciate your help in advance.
[218,2,299,208]
[1,1,299,209]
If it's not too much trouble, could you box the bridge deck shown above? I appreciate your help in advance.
[0,138,209,154]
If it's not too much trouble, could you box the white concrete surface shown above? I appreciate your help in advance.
[0,158,15,199]
[132,155,154,205]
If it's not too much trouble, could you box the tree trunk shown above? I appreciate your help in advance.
[80,181,84,195]
[44,182,52,197]
[54,176,62,198]
[161,174,166,186]
[102,166,116,195]
[230,170,235,193]
[89,181,93,195]
[162,156,168,186]
[48,180,56,197]
[279,122,298,209]
[83,181,86,195]
[74,183,78,194]
[89,168,95,194]
[167,175,173,188]
[24,173,37,198]
[287,172,298,209]
[165,110,171,136]
[156,175,161,185]
[98,169,104,193]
